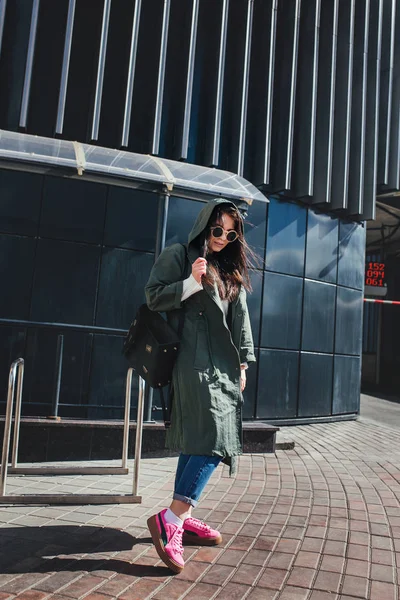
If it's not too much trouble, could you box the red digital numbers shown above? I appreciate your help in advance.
[365,262,385,287]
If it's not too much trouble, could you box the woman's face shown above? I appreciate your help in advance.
[208,212,237,253]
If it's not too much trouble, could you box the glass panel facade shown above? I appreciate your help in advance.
[302,280,336,353]
[30,239,101,325]
[298,352,333,417]
[0,169,363,421]
[104,188,158,252]
[337,221,366,289]
[257,349,299,419]
[265,198,306,276]
[0,169,42,235]
[335,287,363,356]
[0,235,36,319]
[305,210,339,283]
[40,177,107,244]
[333,355,361,414]
[261,272,303,350]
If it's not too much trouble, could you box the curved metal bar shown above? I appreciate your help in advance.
[152,0,171,155]
[181,0,200,159]
[0,0,7,58]
[55,0,76,134]
[237,0,254,177]
[11,361,24,469]
[122,367,133,469]
[0,358,24,496]
[121,0,143,147]
[19,0,40,128]
[91,0,111,141]
[133,375,145,497]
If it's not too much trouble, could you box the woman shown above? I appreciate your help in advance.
[145,198,256,573]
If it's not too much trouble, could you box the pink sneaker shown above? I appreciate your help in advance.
[182,516,222,546]
[147,509,184,573]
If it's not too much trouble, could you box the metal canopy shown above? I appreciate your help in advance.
[0,130,268,205]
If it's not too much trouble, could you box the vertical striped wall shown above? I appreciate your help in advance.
[0,0,397,219]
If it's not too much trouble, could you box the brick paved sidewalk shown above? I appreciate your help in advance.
[1,419,400,600]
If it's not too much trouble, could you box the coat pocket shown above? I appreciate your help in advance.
[193,318,212,371]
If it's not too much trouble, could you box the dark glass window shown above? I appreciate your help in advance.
[0,235,36,319]
[40,177,107,244]
[88,334,133,419]
[302,279,336,353]
[298,352,333,417]
[0,169,42,236]
[96,248,154,330]
[104,188,158,252]
[244,197,267,258]
[305,210,338,283]
[30,239,101,325]
[337,221,366,289]
[0,326,26,411]
[242,348,258,420]
[335,287,363,355]
[166,196,204,246]
[333,355,361,414]
[247,270,263,348]
[257,349,299,419]
[261,272,303,350]
[265,198,306,277]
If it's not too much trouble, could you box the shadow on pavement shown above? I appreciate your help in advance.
[0,525,167,577]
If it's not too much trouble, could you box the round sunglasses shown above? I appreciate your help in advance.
[210,226,239,243]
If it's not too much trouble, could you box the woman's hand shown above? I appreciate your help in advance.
[240,368,246,392]
[192,257,207,284]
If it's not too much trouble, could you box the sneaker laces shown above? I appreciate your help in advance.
[170,528,184,555]
[188,517,211,532]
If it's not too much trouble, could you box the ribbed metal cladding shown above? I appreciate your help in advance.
[0,0,7,58]
[0,0,398,220]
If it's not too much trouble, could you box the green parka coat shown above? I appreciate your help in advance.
[145,199,256,474]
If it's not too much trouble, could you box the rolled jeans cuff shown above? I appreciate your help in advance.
[173,492,198,508]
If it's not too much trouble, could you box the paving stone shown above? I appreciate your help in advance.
[345,558,369,578]
[181,582,219,599]
[2,420,400,599]
[340,574,369,598]
[369,580,396,600]
[152,578,193,599]
[119,579,162,600]
[286,566,315,588]
[212,582,251,599]
[257,567,288,590]
[279,587,311,600]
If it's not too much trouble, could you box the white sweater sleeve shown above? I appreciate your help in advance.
[181,274,203,301]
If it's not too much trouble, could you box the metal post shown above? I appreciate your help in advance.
[1,359,24,496]
[122,368,133,469]
[49,334,64,420]
[146,191,170,422]
[133,375,145,497]
[11,361,24,469]
[376,303,383,385]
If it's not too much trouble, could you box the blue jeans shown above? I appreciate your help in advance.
[173,453,222,507]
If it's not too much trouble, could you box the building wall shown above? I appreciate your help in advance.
[0,0,395,220]
[0,169,365,421]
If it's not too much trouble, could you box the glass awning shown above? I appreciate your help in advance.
[0,130,268,205]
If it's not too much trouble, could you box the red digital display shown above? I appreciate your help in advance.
[365,262,385,287]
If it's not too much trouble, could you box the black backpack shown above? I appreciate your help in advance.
[123,245,188,426]
[122,305,184,427]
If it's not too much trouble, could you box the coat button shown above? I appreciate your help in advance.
[199,311,203,316]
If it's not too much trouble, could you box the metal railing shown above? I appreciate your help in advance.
[0,358,24,496]
[0,362,145,504]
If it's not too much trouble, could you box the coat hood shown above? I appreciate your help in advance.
[187,198,239,247]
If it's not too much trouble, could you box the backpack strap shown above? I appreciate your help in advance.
[161,243,188,428]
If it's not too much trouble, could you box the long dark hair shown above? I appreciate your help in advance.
[197,204,256,302]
